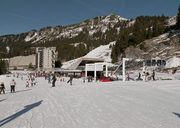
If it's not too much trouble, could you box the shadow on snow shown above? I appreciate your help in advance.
[0,100,43,127]
[173,112,180,118]
[6,89,32,94]
[15,89,32,93]
[0,99,6,102]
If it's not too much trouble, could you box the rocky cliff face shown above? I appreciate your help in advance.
[124,29,180,62]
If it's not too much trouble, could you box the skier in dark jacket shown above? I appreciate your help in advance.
[48,73,51,83]
[136,72,142,81]
[0,82,5,94]
[152,70,155,81]
[52,74,57,87]
[67,75,73,85]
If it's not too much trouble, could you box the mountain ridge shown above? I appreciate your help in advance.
[0,14,128,60]
[0,14,179,64]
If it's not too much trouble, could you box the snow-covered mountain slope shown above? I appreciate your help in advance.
[126,29,180,69]
[23,14,127,44]
[166,16,177,26]
[0,74,180,128]
[165,56,180,68]
[62,30,180,69]
[0,14,127,45]
[143,30,180,58]
[2,15,176,45]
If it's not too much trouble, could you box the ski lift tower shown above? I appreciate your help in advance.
[122,57,166,82]
[122,58,145,82]
[122,58,130,82]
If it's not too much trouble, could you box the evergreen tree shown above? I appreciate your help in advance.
[176,5,180,28]
[0,60,7,75]
[55,60,62,68]
[28,62,34,70]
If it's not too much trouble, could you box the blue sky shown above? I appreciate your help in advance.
[0,0,179,36]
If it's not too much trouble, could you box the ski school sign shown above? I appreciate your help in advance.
[85,63,104,71]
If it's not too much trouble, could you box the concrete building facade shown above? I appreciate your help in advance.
[36,47,57,71]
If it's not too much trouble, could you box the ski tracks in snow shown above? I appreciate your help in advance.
[1,77,180,128]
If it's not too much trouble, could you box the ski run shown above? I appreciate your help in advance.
[0,73,180,128]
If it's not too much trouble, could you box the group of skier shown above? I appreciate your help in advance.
[0,79,16,94]
[0,73,37,95]
[127,70,156,81]
[142,70,156,81]
[45,73,74,87]
[0,69,156,95]
[26,75,37,88]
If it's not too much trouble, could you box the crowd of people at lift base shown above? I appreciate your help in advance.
[0,72,75,94]
[0,70,157,95]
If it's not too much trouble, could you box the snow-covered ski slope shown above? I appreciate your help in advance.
[0,75,180,128]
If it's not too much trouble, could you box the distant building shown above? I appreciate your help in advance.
[2,47,57,71]
[9,55,36,70]
[36,47,57,71]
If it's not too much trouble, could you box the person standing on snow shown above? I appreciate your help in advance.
[48,73,51,83]
[67,74,73,85]
[142,72,146,82]
[0,82,5,94]
[10,79,16,93]
[151,70,156,81]
[52,74,57,87]
[26,80,29,88]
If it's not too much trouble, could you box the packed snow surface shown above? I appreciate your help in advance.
[0,73,180,128]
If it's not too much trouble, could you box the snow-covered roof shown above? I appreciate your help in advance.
[85,41,115,62]
[61,57,104,70]
[62,41,116,69]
